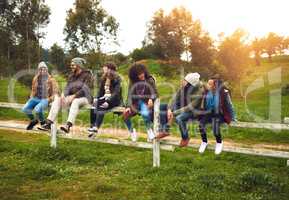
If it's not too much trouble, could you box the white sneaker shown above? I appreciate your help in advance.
[215,142,223,155]
[130,128,137,142]
[88,126,98,138]
[88,126,98,133]
[198,142,208,154]
[147,128,155,141]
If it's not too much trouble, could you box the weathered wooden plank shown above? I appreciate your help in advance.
[65,136,175,151]
[161,140,289,159]
[0,122,175,152]
[50,123,57,148]
[230,121,289,130]
[153,99,160,167]
[0,102,125,113]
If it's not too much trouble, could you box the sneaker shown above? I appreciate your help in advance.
[147,128,155,141]
[60,122,72,134]
[130,128,137,142]
[215,142,223,155]
[155,132,170,140]
[198,142,208,153]
[88,126,98,133]
[26,119,39,130]
[37,120,52,131]
[88,127,98,138]
[179,138,190,147]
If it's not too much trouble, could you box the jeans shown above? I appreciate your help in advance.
[159,104,170,133]
[124,100,153,132]
[175,111,195,140]
[90,98,116,128]
[199,114,224,143]
[22,97,49,122]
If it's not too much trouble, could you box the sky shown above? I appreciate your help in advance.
[42,0,289,55]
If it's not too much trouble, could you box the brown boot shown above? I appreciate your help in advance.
[156,132,170,140]
[179,138,190,147]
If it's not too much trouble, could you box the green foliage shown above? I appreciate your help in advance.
[0,0,51,73]
[49,43,66,72]
[64,0,119,52]
[130,44,165,61]
[217,29,250,81]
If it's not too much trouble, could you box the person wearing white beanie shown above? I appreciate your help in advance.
[38,61,48,70]
[156,72,204,148]
[184,72,200,86]
[22,61,59,130]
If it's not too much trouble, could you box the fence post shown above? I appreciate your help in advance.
[153,98,160,167]
[50,122,57,148]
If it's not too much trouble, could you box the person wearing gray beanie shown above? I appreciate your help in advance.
[71,57,86,68]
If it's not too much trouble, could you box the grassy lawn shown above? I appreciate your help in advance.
[0,130,289,200]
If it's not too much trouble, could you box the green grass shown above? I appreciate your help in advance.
[0,130,289,200]
[0,79,30,103]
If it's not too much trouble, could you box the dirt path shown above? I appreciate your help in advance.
[1,120,289,152]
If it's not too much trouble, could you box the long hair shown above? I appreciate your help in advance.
[101,62,118,80]
[128,63,151,84]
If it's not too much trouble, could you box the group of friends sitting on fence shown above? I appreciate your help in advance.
[21,58,236,155]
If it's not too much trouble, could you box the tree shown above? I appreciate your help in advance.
[217,29,250,81]
[0,0,50,72]
[49,43,66,72]
[263,32,283,62]
[187,23,215,66]
[147,8,185,60]
[130,44,164,61]
[64,0,119,52]
[250,38,264,66]
[146,6,214,65]
[13,0,50,70]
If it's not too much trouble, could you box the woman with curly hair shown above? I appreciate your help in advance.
[123,63,159,142]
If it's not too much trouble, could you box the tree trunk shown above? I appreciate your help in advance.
[26,21,31,71]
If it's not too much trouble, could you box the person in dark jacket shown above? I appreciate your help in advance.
[198,77,236,155]
[122,63,158,141]
[38,57,93,134]
[160,73,204,147]
[87,62,123,138]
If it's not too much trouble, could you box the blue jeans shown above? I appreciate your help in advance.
[124,100,153,132]
[159,104,170,133]
[175,111,196,140]
[22,97,49,122]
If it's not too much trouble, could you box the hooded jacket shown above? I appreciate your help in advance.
[64,69,94,103]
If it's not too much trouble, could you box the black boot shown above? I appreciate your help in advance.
[38,120,53,131]
[26,119,39,130]
[60,122,72,134]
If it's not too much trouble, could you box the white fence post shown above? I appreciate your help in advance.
[153,98,160,167]
[50,122,57,148]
